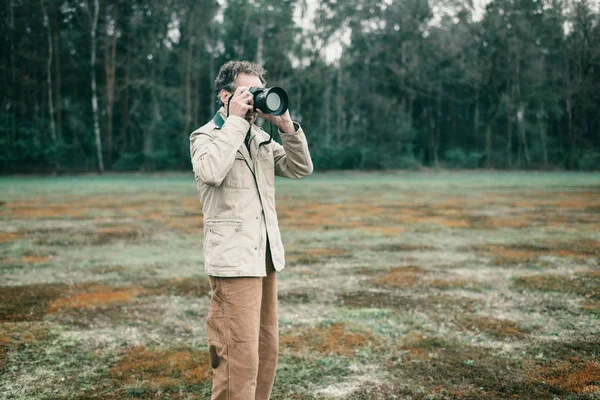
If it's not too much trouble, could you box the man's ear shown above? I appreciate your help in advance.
[219,89,231,106]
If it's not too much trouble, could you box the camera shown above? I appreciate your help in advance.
[248,86,289,116]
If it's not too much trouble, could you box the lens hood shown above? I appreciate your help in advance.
[249,86,289,116]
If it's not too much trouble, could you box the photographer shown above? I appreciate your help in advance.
[189,60,313,399]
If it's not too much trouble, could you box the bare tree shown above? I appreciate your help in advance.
[88,0,104,173]
[52,10,62,138]
[104,0,119,167]
[41,0,57,143]
[183,6,196,137]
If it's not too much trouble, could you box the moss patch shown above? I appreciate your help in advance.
[280,322,377,358]
[47,285,148,313]
[0,322,54,372]
[381,334,599,399]
[141,276,211,298]
[110,345,211,395]
[338,291,484,313]
[286,247,351,265]
[453,313,530,339]
[0,276,211,323]
[370,266,425,289]
[374,243,436,252]
[534,359,600,394]
[0,283,69,322]
[513,270,600,299]
[471,240,600,265]
[279,290,312,304]
[430,277,484,291]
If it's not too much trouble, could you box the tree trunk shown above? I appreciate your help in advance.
[104,0,118,168]
[209,44,216,116]
[238,3,252,57]
[52,12,62,139]
[9,0,17,142]
[183,7,196,137]
[89,0,104,173]
[566,95,574,170]
[435,83,442,168]
[323,71,331,136]
[336,67,343,144]
[485,123,492,168]
[428,105,438,168]
[119,32,131,153]
[144,18,167,172]
[207,0,216,117]
[506,85,514,169]
[256,4,265,64]
[517,103,531,166]
[41,0,57,143]
[474,85,480,153]
[193,56,201,129]
[537,104,548,166]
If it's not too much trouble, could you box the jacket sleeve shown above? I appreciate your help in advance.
[272,121,314,179]
[189,116,250,186]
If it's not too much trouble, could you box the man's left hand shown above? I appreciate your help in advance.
[257,109,295,134]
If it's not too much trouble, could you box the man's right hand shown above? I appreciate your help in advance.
[227,86,254,119]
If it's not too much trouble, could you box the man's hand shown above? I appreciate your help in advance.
[227,86,254,119]
[257,109,295,133]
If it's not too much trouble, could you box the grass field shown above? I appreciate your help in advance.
[1,171,599,400]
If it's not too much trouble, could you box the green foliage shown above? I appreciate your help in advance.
[443,148,485,169]
[1,0,599,172]
[112,152,143,171]
[576,149,600,171]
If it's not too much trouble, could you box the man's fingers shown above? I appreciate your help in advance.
[241,103,253,113]
[234,86,249,96]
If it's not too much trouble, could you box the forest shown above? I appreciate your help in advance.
[1,0,599,173]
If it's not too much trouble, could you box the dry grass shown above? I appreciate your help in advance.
[0,232,24,243]
[338,291,484,313]
[286,247,350,265]
[280,322,377,358]
[472,240,600,265]
[370,266,425,288]
[0,322,52,370]
[430,277,482,291]
[582,299,600,315]
[0,276,211,323]
[453,314,529,339]
[2,173,599,399]
[514,270,600,299]
[533,358,600,394]
[0,282,69,322]
[47,285,147,313]
[111,345,212,391]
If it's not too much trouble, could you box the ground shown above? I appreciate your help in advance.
[0,171,599,400]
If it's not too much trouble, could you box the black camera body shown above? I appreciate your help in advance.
[248,86,289,116]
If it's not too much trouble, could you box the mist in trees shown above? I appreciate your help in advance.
[1,0,598,173]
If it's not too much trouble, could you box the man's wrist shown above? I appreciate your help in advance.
[278,119,296,134]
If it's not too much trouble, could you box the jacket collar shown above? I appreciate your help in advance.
[214,107,268,145]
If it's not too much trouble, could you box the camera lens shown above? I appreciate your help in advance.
[266,92,282,112]
[249,86,288,116]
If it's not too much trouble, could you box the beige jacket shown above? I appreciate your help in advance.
[190,108,313,277]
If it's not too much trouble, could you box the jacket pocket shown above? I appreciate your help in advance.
[223,154,252,189]
[204,218,243,267]
[259,151,275,187]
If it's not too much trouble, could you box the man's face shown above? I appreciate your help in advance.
[227,73,263,125]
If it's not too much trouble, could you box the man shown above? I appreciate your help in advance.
[189,60,313,399]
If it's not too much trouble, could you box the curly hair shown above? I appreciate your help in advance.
[214,60,267,104]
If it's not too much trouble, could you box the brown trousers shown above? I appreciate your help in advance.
[206,251,278,400]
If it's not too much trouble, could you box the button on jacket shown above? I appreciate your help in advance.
[190,108,313,277]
